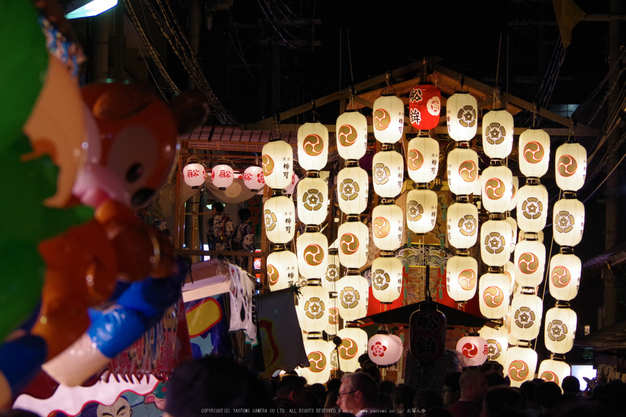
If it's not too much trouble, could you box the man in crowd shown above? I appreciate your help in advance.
[336,372,379,416]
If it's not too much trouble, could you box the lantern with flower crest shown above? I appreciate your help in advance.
[516,181,549,232]
[211,164,234,190]
[446,254,478,302]
[553,196,585,247]
[298,122,328,171]
[478,272,511,319]
[482,109,514,159]
[183,161,206,188]
[555,143,587,192]
[368,331,403,366]
[538,359,571,386]
[372,148,404,198]
[447,202,479,249]
[297,176,328,226]
[262,138,293,190]
[264,194,295,244]
[298,279,330,333]
[506,346,538,387]
[549,252,581,301]
[243,165,265,191]
[480,219,513,267]
[544,305,577,354]
[297,232,328,279]
[267,247,298,291]
[323,246,340,293]
[447,92,478,141]
[409,83,441,131]
[373,94,404,144]
[337,274,369,322]
[447,146,479,196]
[337,326,369,372]
[407,135,439,183]
[338,218,369,269]
[510,293,543,342]
[406,188,438,234]
[519,128,551,178]
[371,256,403,304]
[456,335,489,367]
[372,202,403,251]
[479,325,509,366]
[337,165,369,214]
[336,111,368,161]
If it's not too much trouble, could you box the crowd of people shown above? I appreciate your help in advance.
[205,202,256,269]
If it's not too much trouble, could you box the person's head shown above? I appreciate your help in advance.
[379,380,397,395]
[562,375,581,395]
[486,372,506,387]
[276,375,308,407]
[534,381,562,412]
[337,372,378,414]
[327,378,342,392]
[97,397,132,417]
[391,384,417,415]
[212,201,224,214]
[413,388,443,413]
[442,371,462,407]
[459,369,488,402]
[480,386,524,417]
[239,208,251,222]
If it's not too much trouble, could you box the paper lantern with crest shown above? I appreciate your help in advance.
[508,176,519,212]
[183,162,206,187]
[481,165,513,214]
[297,177,328,226]
[371,256,403,304]
[447,147,479,196]
[326,298,340,336]
[479,325,509,366]
[553,197,585,247]
[549,253,581,301]
[482,109,514,159]
[368,332,403,366]
[514,239,547,288]
[373,94,404,144]
[447,92,478,141]
[506,216,517,254]
[337,166,369,214]
[267,248,298,291]
[372,203,404,251]
[447,202,479,249]
[243,165,265,191]
[337,220,369,269]
[409,83,441,131]
[480,219,513,267]
[555,143,587,192]
[478,273,511,319]
[406,189,438,234]
[264,195,296,244]
[545,306,577,354]
[336,110,368,161]
[297,232,328,279]
[506,346,538,387]
[323,248,340,293]
[337,274,369,321]
[407,135,439,183]
[297,122,328,171]
[538,359,571,386]
[337,327,369,372]
[211,164,234,189]
[372,150,404,198]
[298,280,330,333]
[510,293,543,341]
[504,261,517,296]
[446,255,478,302]
[519,128,550,178]
[298,335,332,384]
[456,335,489,367]
[262,139,293,190]
[516,182,549,232]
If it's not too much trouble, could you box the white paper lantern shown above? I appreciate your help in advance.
[505,306,519,346]
[482,109,514,159]
[183,162,206,187]
[503,261,517,297]
[553,197,585,247]
[323,251,340,293]
[298,122,329,171]
[243,165,265,191]
[519,129,550,178]
[298,336,332,384]
[211,164,234,189]
[447,147,479,196]
[447,92,478,141]
[372,204,404,251]
[337,166,369,214]
[337,327,369,372]
[372,150,404,198]
[446,255,478,302]
[337,275,369,321]
[267,249,298,291]
[338,220,369,269]
[373,94,404,144]
[297,232,329,279]
[262,139,293,189]
[549,253,582,301]
[326,301,341,336]
[506,346,538,387]
[297,177,328,226]
[298,281,330,332]
[447,202,479,249]
[406,189,438,234]
[480,219,513,267]
[264,196,296,244]
[371,256,403,304]
[538,359,571,386]
[545,307,577,354]
[517,183,549,233]
[555,143,587,192]
[456,335,489,367]
[481,165,513,214]
[407,135,439,184]
[514,239,546,288]
[510,294,543,341]
[506,216,517,254]
[478,273,511,319]
[508,176,519,213]
[368,332,403,366]
[336,111,368,161]
[479,325,509,366]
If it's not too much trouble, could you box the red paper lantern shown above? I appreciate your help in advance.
[409,84,442,131]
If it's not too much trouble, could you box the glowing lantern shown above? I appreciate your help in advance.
[298,335,332,384]
[406,189,438,234]
[553,197,585,247]
[297,177,328,226]
[243,165,265,191]
[337,327,369,372]
[337,220,369,269]
[371,256,403,304]
[409,305,447,361]
[506,216,517,254]
[516,183,549,232]
[549,253,582,301]
[456,335,489,367]
[407,135,440,184]
[545,306,577,354]
[372,150,404,198]
[183,162,206,187]
[297,232,328,279]
[368,332,403,366]
[506,346,538,387]
[337,166,369,214]
[372,203,403,251]
[505,306,519,346]
[481,165,513,214]
[514,239,546,288]
[337,274,369,321]
[373,94,404,144]
[479,325,509,366]
[336,111,368,161]
[480,219,512,267]
[298,280,330,333]
[478,273,511,319]
[267,248,298,291]
[210,164,234,189]
[555,143,587,192]
[447,92,478,141]
[298,122,328,171]
[447,202,479,249]
[510,293,543,341]
[482,109,514,159]
[262,139,293,190]
[446,255,478,302]
[264,195,295,244]
[538,359,571,386]
[504,261,517,296]
[447,147,479,196]
[326,297,340,336]
[323,249,340,293]
[519,128,550,178]
[508,176,519,212]
[409,83,442,131]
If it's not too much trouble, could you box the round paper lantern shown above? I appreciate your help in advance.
[482,109,514,159]
[298,280,330,333]
[243,165,265,191]
[262,139,293,190]
[323,249,340,293]
[406,189,438,234]
[447,202,479,249]
[326,298,340,336]
[372,203,404,251]
[510,293,543,341]
[373,94,404,144]
[456,335,489,367]
[481,165,513,214]
[298,335,332,384]
[183,162,206,187]
[504,261,517,297]
[506,216,517,254]
[407,135,440,184]
[519,128,550,178]
[338,220,369,269]
[298,122,328,171]
[409,305,447,361]
[447,147,479,196]
[264,195,296,244]
[211,164,234,189]
[480,219,513,267]
[368,332,403,366]
[479,325,509,366]
[447,92,478,141]
[538,359,571,386]
[553,197,585,247]
[517,183,549,233]
[506,346,538,387]
[505,306,519,346]
[336,110,368,161]
[337,327,369,372]
[555,143,587,192]
[478,273,511,319]
[371,256,403,304]
[337,166,369,214]
[297,232,328,279]
[514,239,546,288]
[545,306,577,354]
[372,150,404,198]
[446,255,478,302]
[549,253,582,301]
[508,176,519,213]
[267,249,298,291]
[337,274,369,321]
[409,83,442,131]
[297,177,328,226]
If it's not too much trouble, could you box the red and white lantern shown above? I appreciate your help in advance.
[337,275,369,322]
[544,306,577,354]
[481,165,513,214]
[514,239,547,288]
[337,220,369,269]
[371,256,403,304]
[447,202,479,249]
[243,165,265,191]
[211,164,234,189]
[368,332,403,366]
[262,139,293,190]
[548,253,582,301]
[337,166,369,214]
[506,346,537,387]
[337,327,369,372]
[447,147,479,196]
[297,177,328,226]
[516,183,549,233]
[264,196,296,244]
[538,359,571,387]
[297,232,328,279]
[409,83,442,131]
[478,273,511,320]
[555,143,587,192]
[372,203,404,251]
[267,249,298,291]
[553,197,585,247]
[510,293,543,341]
[446,255,478,302]
[519,128,550,178]
[456,335,489,367]
[183,162,206,187]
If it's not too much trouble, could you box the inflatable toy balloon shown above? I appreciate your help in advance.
[0,334,48,408]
